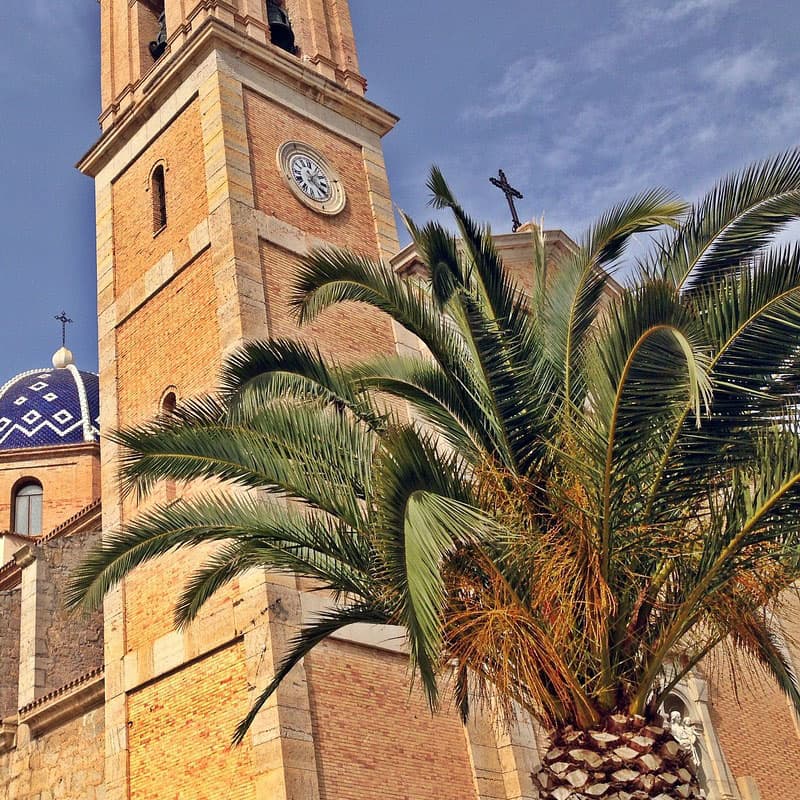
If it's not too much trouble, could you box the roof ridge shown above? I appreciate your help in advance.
[18,666,104,715]
[39,498,102,544]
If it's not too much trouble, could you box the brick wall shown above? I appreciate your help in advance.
[0,706,104,800]
[244,89,379,254]
[260,241,397,360]
[127,641,257,800]
[116,250,219,429]
[112,98,208,299]
[0,446,99,535]
[0,584,20,717]
[122,542,242,654]
[306,639,478,800]
[709,665,800,798]
[115,249,223,651]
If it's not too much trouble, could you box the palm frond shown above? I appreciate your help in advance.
[654,147,800,290]
[219,338,385,429]
[545,189,686,409]
[66,493,371,615]
[373,425,497,706]
[112,401,374,527]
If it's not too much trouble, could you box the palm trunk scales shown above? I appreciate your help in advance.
[533,715,703,800]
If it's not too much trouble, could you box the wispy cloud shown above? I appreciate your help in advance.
[699,47,778,92]
[587,0,737,70]
[462,56,561,120]
[623,0,736,25]
[441,0,796,252]
[662,0,736,21]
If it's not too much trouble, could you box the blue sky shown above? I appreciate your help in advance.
[1,0,799,378]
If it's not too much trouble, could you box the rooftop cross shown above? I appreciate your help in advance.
[54,311,73,347]
[489,169,524,232]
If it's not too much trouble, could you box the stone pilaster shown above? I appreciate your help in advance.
[465,711,510,800]
[464,697,543,800]
[685,674,741,800]
[243,573,322,800]
[200,54,269,353]
[493,713,542,800]
[16,546,51,709]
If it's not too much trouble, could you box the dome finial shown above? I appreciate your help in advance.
[53,311,75,369]
[52,346,74,369]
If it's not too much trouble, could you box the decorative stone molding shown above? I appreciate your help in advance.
[79,17,398,177]
[0,718,17,753]
[19,669,104,739]
[13,545,36,570]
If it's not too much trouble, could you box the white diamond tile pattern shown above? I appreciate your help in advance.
[0,367,100,450]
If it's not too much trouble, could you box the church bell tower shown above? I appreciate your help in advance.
[78,2,410,798]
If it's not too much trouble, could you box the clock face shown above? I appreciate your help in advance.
[289,154,332,202]
[277,141,346,215]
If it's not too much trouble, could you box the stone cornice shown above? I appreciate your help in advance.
[19,669,104,739]
[13,545,36,570]
[0,559,21,591]
[0,441,100,463]
[78,17,398,178]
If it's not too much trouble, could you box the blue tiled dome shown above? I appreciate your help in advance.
[0,364,100,451]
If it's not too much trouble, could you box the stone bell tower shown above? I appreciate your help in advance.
[76,2,428,798]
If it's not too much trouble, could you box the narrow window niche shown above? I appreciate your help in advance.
[139,0,167,65]
[150,164,168,234]
[160,390,177,501]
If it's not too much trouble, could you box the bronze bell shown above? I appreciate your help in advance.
[267,1,295,53]
[149,12,168,61]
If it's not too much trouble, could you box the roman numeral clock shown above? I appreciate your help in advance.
[278,141,347,215]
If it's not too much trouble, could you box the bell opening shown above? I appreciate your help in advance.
[149,11,168,61]
[267,1,296,54]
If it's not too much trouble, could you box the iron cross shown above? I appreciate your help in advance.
[489,169,524,232]
[54,311,73,347]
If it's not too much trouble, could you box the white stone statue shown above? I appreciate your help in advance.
[669,710,702,766]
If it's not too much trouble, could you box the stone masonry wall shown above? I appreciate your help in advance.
[0,584,20,718]
[40,529,104,693]
[115,249,226,653]
[0,705,104,800]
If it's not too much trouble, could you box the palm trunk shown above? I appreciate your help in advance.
[533,714,703,800]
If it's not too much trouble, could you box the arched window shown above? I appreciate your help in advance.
[151,164,167,232]
[161,390,177,417]
[13,481,43,536]
[161,391,177,501]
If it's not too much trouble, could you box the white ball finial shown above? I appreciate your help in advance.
[52,346,74,369]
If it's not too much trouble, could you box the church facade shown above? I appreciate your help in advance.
[0,1,799,798]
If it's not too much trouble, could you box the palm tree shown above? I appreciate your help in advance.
[68,152,800,799]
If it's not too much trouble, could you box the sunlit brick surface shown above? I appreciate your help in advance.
[307,639,478,800]
[128,643,257,800]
